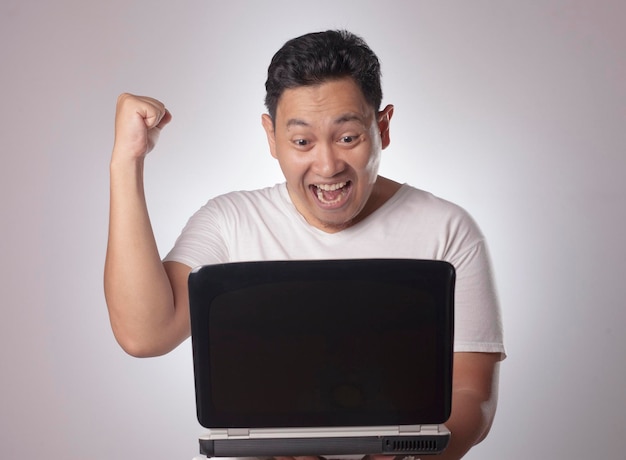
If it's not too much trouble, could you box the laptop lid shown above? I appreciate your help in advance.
[188,258,455,457]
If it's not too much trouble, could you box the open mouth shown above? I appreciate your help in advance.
[310,181,351,206]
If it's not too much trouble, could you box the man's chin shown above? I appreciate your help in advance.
[309,211,355,233]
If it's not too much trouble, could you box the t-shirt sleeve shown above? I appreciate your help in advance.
[449,235,506,359]
[163,200,229,269]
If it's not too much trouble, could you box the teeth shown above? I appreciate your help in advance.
[314,182,347,205]
[316,182,346,191]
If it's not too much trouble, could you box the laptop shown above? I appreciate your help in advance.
[188,258,455,458]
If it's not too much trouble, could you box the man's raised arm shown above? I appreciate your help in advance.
[104,93,191,357]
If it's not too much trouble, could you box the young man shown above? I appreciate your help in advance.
[105,30,505,460]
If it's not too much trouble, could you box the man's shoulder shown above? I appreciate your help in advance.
[393,184,471,216]
[208,183,286,207]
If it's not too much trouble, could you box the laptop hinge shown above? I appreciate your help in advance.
[227,428,250,437]
[399,425,423,433]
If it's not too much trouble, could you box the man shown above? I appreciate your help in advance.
[104,30,505,459]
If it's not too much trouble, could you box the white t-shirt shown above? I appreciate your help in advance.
[164,182,505,358]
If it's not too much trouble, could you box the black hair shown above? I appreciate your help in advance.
[264,30,383,122]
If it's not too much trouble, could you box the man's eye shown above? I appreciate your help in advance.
[340,136,356,143]
[294,139,309,147]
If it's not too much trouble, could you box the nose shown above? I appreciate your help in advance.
[312,142,345,177]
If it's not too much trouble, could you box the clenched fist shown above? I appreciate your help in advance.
[112,93,172,161]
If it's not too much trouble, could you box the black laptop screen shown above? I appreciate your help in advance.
[189,259,454,428]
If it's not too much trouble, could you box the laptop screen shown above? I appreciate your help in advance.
[189,259,454,429]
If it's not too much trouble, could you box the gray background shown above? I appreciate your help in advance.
[1,1,625,459]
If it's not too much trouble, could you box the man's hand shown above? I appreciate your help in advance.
[112,93,172,161]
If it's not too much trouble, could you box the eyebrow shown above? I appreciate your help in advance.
[286,113,367,129]
[286,118,310,128]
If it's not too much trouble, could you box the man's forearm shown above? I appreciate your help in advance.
[432,389,495,459]
[104,158,179,356]
[434,353,500,459]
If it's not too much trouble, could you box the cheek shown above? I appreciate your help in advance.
[275,152,306,180]
[361,146,382,174]
[356,130,382,173]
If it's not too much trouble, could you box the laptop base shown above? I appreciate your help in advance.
[199,425,450,457]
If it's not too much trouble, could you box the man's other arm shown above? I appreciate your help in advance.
[436,351,501,459]
[104,93,191,357]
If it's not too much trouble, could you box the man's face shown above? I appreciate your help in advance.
[262,77,393,233]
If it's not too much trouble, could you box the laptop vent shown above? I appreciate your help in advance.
[385,438,439,452]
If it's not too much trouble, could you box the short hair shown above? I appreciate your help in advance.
[264,30,383,122]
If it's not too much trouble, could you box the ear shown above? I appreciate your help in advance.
[377,104,394,150]
[261,113,278,159]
